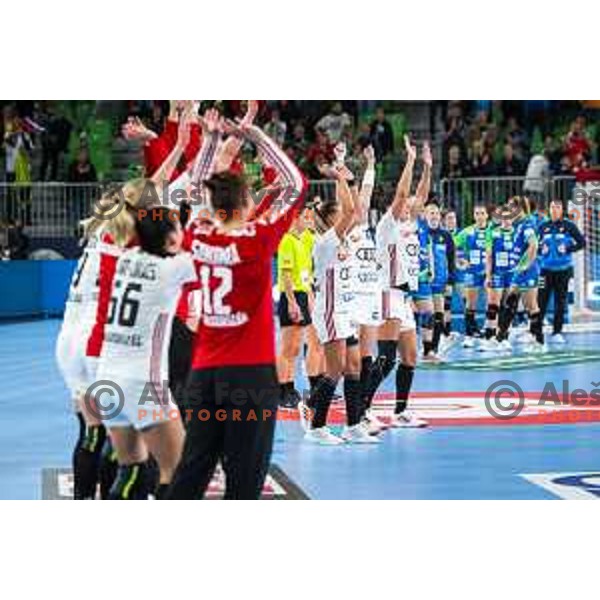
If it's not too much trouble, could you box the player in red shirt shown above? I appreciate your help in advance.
[167,119,308,500]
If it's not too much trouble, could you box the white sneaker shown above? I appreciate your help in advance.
[304,427,345,445]
[550,333,566,344]
[297,399,313,433]
[515,331,535,345]
[523,341,547,355]
[498,339,513,352]
[365,408,389,432]
[463,336,475,348]
[341,423,381,444]
[389,410,429,428]
[422,352,444,364]
[478,338,500,352]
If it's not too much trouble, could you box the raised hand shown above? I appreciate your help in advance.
[333,142,347,167]
[121,117,157,142]
[239,100,259,130]
[404,134,417,162]
[422,141,433,168]
[363,144,376,166]
[200,108,222,135]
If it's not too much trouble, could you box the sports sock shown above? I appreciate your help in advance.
[99,438,119,500]
[344,375,362,427]
[308,374,324,394]
[432,311,445,352]
[529,311,544,344]
[465,309,477,336]
[363,340,397,410]
[359,356,373,416]
[73,423,106,500]
[108,460,155,500]
[395,364,415,415]
[310,376,338,429]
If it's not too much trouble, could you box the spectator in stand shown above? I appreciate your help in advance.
[264,108,287,147]
[67,147,98,183]
[6,218,29,259]
[39,104,72,181]
[276,100,300,125]
[305,128,335,178]
[543,135,562,172]
[442,144,469,179]
[505,116,528,161]
[469,139,496,176]
[315,101,352,143]
[524,148,551,203]
[369,106,394,161]
[497,142,524,176]
[563,115,591,174]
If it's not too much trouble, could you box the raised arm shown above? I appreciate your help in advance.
[390,135,417,218]
[213,100,259,174]
[332,167,357,238]
[357,145,376,223]
[415,142,433,204]
[150,106,193,186]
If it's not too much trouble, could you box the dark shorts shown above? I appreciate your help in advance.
[278,291,312,327]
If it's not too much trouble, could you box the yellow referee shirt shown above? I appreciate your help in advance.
[277,231,313,293]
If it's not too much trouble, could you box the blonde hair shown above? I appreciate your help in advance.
[81,178,150,246]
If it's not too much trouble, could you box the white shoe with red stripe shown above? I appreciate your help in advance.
[304,427,345,445]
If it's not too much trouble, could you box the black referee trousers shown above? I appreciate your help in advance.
[166,364,279,500]
[538,268,572,335]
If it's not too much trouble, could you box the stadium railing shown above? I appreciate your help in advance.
[439,175,577,224]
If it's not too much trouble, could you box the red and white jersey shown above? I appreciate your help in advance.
[62,231,105,334]
[98,249,197,379]
[313,228,355,315]
[85,234,126,358]
[376,210,420,292]
[186,126,307,369]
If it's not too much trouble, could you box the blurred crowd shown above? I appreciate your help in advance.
[440,100,599,181]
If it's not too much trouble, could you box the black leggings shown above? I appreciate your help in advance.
[166,364,279,500]
[538,269,571,334]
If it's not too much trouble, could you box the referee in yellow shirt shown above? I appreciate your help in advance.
[277,209,323,408]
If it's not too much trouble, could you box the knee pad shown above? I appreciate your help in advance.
[81,423,106,454]
[434,312,445,326]
[486,303,499,321]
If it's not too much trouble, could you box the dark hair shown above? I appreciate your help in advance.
[135,206,180,257]
[313,200,338,231]
[204,172,248,222]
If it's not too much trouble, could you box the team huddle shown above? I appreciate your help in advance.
[54,101,586,500]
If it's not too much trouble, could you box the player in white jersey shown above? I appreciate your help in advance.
[96,206,198,499]
[300,163,378,445]
[344,145,387,434]
[362,136,430,428]
[55,224,110,499]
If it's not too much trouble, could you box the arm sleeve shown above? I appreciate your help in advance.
[566,220,586,253]
[246,126,308,256]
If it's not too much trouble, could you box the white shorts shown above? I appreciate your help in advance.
[312,308,358,344]
[56,326,98,403]
[352,291,383,327]
[94,370,179,431]
[381,289,416,331]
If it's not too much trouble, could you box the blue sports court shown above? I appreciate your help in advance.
[2,317,599,500]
